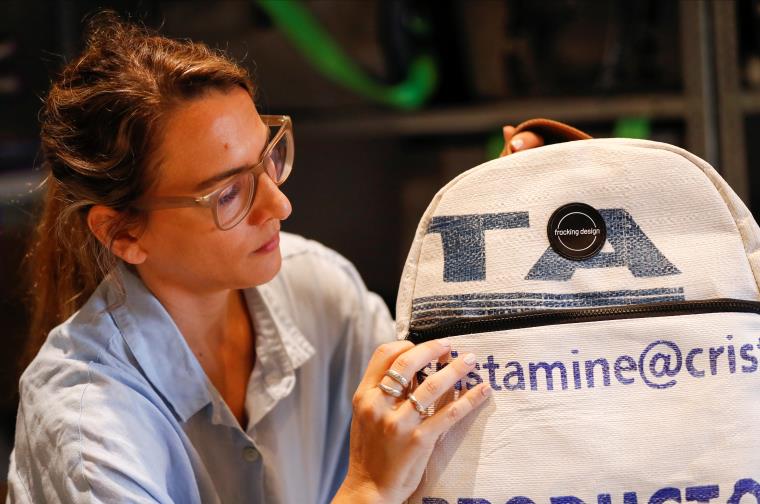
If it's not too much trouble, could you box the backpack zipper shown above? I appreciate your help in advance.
[405,298,760,344]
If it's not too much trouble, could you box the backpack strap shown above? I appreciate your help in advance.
[506,118,593,154]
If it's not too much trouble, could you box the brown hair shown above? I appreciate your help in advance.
[23,11,255,368]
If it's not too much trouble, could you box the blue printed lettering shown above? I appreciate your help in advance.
[529,361,568,391]
[585,358,611,388]
[741,344,758,373]
[425,209,678,283]
[727,479,760,504]
[456,337,754,397]
[614,355,637,385]
[727,342,737,374]
[503,361,526,391]
[686,348,705,378]
[638,340,682,389]
[483,355,503,391]
[427,212,529,282]
[650,353,675,377]
[709,347,724,376]
[421,478,758,504]
[598,495,612,504]
[505,498,536,504]
[685,485,719,503]
[649,488,681,504]
[526,209,680,281]
[573,359,583,390]
[551,497,585,504]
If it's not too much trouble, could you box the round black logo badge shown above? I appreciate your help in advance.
[547,202,606,261]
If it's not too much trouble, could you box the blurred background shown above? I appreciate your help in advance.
[2,0,760,496]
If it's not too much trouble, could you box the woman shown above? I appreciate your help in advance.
[6,13,541,503]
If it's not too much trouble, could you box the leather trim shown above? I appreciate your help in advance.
[507,118,593,154]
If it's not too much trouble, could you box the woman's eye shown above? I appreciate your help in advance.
[218,181,241,207]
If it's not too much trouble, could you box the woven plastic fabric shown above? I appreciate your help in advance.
[397,138,760,503]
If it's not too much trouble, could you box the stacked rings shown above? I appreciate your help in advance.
[377,382,403,398]
[385,369,409,388]
[377,368,429,416]
[377,369,410,398]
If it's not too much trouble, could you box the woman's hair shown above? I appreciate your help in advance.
[23,11,255,368]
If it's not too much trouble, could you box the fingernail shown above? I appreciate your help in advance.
[463,353,476,365]
[438,338,451,348]
[510,138,524,151]
[481,385,493,397]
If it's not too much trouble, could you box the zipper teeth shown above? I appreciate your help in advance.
[407,299,760,341]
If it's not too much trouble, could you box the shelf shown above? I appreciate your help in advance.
[297,94,687,137]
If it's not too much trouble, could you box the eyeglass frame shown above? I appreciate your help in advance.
[135,115,293,230]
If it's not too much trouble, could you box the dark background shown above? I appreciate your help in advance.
[2,0,760,497]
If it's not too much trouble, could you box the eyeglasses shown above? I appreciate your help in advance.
[138,115,293,230]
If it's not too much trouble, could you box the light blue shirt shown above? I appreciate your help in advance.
[6,233,395,503]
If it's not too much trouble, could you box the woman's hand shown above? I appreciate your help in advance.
[500,125,544,156]
[333,339,492,504]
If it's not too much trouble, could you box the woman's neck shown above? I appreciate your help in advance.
[135,266,256,427]
[134,266,245,344]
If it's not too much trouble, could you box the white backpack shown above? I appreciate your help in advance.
[396,120,760,504]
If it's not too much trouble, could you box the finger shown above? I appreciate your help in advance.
[423,382,493,435]
[509,131,544,152]
[378,339,452,394]
[356,340,414,395]
[499,125,515,157]
[401,352,476,415]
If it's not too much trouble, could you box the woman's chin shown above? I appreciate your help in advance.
[240,248,282,287]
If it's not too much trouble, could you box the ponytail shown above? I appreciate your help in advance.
[23,178,103,369]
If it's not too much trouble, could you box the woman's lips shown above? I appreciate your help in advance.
[254,232,280,254]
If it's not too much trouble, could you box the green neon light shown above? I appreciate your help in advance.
[257,0,437,110]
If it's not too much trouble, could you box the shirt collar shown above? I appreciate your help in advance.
[107,264,212,423]
[250,282,315,369]
[106,264,315,425]
[244,281,316,426]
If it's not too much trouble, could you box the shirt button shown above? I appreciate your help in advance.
[243,446,259,462]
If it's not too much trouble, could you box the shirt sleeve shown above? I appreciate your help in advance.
[325,282,396,502]
[7,362,198,504]
[276,235,397,502]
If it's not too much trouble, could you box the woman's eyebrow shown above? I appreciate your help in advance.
[194,125,270,192]
[194,165,248,192]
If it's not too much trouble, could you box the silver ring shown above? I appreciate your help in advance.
[385,369,409,389]
[377,382,403,398]
[407,393,427,415]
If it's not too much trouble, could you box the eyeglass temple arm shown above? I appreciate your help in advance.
[260,115,291,128]
[137,195,212,210]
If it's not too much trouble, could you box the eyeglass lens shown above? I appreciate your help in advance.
[268,130,288,181]
[215,126,290,230]
[216,172,254,229]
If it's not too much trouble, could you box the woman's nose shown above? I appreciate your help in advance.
[247,171,292,226]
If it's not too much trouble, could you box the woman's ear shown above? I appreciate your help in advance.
[87,205,148,265]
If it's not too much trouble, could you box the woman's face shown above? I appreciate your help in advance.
[136,86,292,293]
